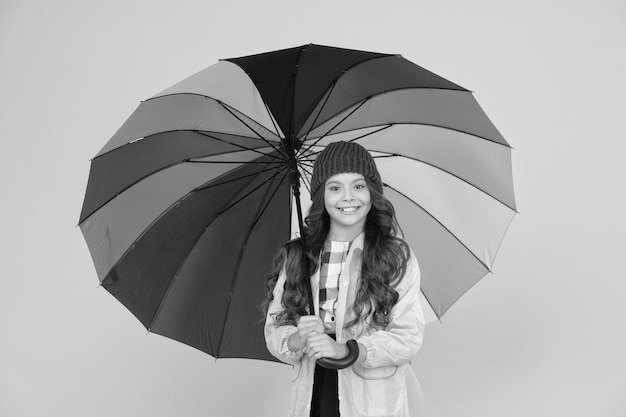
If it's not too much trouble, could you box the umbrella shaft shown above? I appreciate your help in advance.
[291,181,316,315]
[283,137,315,314]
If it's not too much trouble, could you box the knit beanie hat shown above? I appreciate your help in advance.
[310,141,383,197]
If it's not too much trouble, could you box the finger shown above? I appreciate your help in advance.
[313,349,332,361]
[307,339,326,352]
[301,317,324,329]
[299,315,321,324]
[308,346,322,360]
[300,326,323,339]
[297,322,317,334]
[305,337,319,349]
[298,320,314,328]
[301,319,324,332]
[300,319,323,330]
[308,333,330,343]
[306,336,322,347]
[309,348,325,361]
[300,328,323,339]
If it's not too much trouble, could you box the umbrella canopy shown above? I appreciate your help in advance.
[79,44,516,362]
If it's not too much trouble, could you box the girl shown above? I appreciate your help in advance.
[264,141,425,417]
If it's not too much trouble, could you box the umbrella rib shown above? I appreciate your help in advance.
[296,83,514,149]
[261,98,283,140]
[180,141,286,166]
[418,288,443,322]
[301,124,393,158]
[298,53,400,148]
[298,162,313,178]
[372,153,516,211]
[214,168,289,358]
[195,165,286,192]
[298,125,516,210]
[384,183,491,272]
[92,167,269,291]
[148,166,288,338]
[80,155,219,224]
[343,124,393,145]
[297,122,395,195]
[306,120,512,149]
[217,102,284,156]
[417,211,517,320]
[300,80,338,144]
[104,184,224,335]
[93,126,278,162]
[189,160,284,164]
[81,147,286,225]
[296,150,315,173]
[215,166,289,215]
[194,131,286,162]
[298,158,314,168]
[249,171,291,232]
[300,98,371,156]
[146,168,268,335]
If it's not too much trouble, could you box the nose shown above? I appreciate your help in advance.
[342,189,354,201]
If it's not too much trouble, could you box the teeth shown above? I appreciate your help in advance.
[340,207,357,213]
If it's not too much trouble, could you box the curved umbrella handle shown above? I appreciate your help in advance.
[317,339,359,370]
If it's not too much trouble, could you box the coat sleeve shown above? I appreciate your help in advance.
[264,269,304,365]
[356,250,425,369]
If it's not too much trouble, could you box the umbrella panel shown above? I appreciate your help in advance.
[102,153,290,360]
[80,131,274,223]
[227,44,391,137]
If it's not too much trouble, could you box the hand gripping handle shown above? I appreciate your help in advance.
[317,339,359,370]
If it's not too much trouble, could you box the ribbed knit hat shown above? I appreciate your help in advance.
[310,141,382,197]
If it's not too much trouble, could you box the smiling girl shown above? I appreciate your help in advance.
[264,141,425,417]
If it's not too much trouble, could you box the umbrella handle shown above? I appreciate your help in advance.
[317,339,359,370]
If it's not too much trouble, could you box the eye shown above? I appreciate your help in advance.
[355,183,366,190]
[328,185,340,192]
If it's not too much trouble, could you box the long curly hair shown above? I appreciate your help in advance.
[263,176,410,330]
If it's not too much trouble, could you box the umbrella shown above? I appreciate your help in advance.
[79,44,516,363]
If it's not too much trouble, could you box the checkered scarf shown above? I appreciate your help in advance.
[318,240,353,332]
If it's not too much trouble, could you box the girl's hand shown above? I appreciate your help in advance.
[306,333,349,361]
[288,315,324,351]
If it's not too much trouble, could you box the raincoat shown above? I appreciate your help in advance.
[265,233,426,417]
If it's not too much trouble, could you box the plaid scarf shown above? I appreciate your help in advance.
[318,240,352,333]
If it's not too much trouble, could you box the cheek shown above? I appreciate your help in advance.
[323,193,334,213]
[363,191,372,207]
[363,194,373,215]
[324,191,340,205]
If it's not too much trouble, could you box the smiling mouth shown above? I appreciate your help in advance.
[338,207,360,213]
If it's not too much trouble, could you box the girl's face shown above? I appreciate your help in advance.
[323,172,372,241]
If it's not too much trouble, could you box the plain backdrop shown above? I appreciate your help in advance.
[1,1,625,416]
